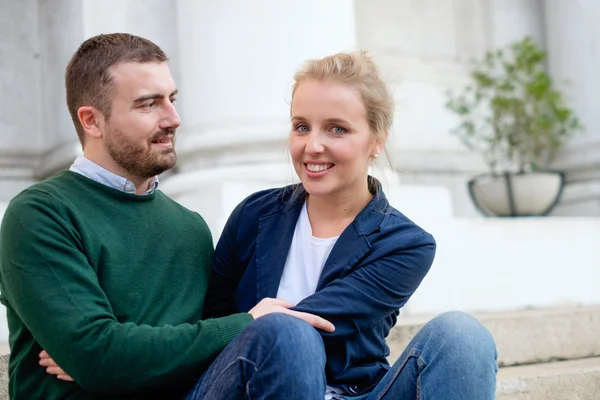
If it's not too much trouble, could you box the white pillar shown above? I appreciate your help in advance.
[164,1,358,235]
[355,0,546,217]
[0,0,42,201]
[544,1,600,215]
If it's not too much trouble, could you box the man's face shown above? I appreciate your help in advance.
[102,61,180,180]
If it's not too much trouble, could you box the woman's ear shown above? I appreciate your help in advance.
[373,131,389,156]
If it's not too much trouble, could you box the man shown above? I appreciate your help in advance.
[0,33,332,399]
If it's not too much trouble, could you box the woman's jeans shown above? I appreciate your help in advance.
[185,311,498,400]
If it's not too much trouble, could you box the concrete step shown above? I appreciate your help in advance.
[388,306,600,367]
[496,357,600,400]
[0,350,598,399]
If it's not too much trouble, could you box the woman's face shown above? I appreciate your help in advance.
[290,80,380,200]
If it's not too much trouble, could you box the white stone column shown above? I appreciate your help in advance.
[163,0,358,235]
[0,0,43,201]
[355,0,545,217]
[544,1,600,216]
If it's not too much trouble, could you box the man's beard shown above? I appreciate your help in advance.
[104,124,177,180]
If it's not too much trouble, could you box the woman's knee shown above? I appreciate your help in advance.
[426,311,497,359]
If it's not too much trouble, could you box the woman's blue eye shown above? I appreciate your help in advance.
[331,126,346,134]
[296,125,309,132]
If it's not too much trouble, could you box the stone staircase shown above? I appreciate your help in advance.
[0,306,598,399]
[390,306,600,399]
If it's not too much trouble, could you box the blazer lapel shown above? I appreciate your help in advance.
[255,203,303,299]
[316,188,389,291]
[316,228,371,291]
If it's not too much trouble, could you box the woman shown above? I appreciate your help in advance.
[42,52,497,399]
[202,52,498,399]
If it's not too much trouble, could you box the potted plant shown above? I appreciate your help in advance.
[446,36,583,217]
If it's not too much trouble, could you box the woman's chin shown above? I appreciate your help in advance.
[302,184,334,198]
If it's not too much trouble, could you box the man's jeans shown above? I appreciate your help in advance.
[185,313,326,399]
[186,311,497,399]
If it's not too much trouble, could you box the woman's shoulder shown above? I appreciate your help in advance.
[230,184,301,220]
[374,196,436,248]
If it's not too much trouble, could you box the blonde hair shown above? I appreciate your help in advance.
[291,51,394,140]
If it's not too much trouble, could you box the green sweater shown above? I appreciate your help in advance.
[0,171,253,399]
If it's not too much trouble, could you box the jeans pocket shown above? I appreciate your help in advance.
[374,348,421,400]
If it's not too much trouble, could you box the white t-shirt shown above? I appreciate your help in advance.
[276,202,344,400]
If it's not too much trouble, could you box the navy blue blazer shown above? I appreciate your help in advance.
[204,180,436,395]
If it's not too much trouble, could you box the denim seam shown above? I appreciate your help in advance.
[198,356,258,399]
[375,348,421,400]
[415,354,429,399]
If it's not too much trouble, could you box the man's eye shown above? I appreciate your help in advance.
[141,102,155,109]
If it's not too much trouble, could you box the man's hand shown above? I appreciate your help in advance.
[248,298,335,332]
[39,351,74,382]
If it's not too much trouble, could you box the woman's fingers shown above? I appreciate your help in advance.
[285,309,335,332]
[269,298,296,308]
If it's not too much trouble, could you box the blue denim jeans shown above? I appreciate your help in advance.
[336,311,498,400]
[186,311,497,399]
[185,312,326,400]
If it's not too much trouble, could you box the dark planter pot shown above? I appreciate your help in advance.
[468,170,565,217]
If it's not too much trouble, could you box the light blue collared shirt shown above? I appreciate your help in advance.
[69,156,159,196]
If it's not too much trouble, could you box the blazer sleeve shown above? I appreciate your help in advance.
[292,231,436,338]
[203,197,250,319]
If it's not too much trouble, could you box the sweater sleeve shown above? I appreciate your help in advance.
[0,193,253,394]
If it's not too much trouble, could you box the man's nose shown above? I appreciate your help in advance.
[160,102,181,130]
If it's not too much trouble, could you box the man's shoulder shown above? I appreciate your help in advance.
[152,191,211,237]
[153,190,204,218]
[4,172,73,215]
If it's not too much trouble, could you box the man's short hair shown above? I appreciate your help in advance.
[65,33,168,145]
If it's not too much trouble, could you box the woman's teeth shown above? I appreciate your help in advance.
[306,164,332,172]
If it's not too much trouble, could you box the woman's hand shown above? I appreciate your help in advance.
[39,350,74,382]
[249,298,335,332]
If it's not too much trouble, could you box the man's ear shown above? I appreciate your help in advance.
[77,106,104,139]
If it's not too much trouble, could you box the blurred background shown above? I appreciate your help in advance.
[0,1,599,397]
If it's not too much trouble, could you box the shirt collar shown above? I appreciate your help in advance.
[69,156,159,195]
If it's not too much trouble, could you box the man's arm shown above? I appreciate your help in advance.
[0,194,252,394]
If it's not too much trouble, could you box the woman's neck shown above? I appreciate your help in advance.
[305,186,373,238]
